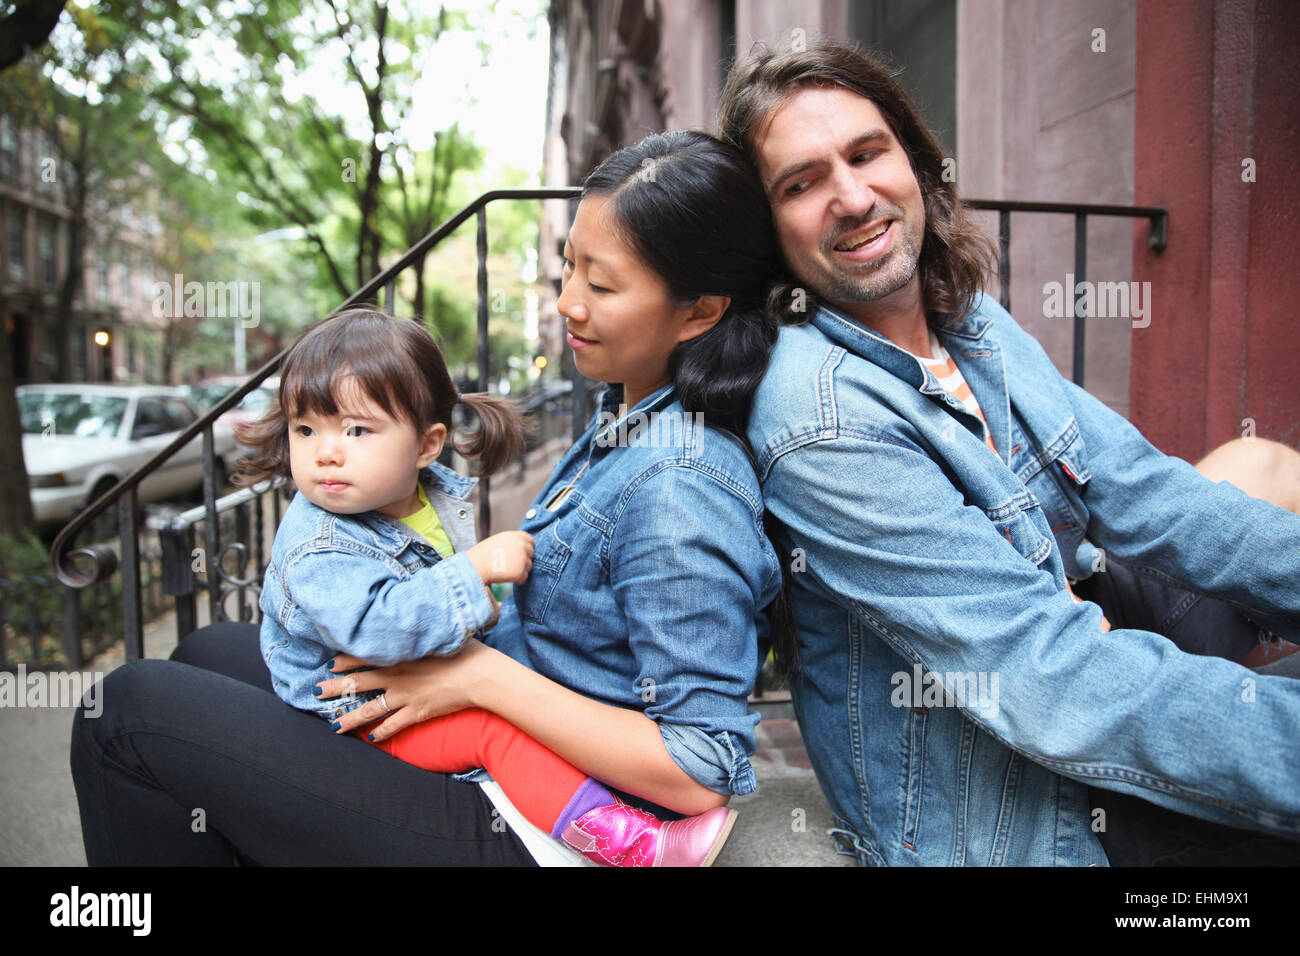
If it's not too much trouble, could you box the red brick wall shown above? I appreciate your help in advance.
[1132,0,1300,460]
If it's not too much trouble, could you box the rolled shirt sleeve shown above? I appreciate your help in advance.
[609,464,779,796]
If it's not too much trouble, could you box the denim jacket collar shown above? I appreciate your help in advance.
[352,461,479,555]
[588,383,682,463]
[813,302,1010,458]
[814,304,993,380]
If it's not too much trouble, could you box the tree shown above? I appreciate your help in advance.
[1,4,223,383]
[0,0,66,72]
[387,122,482,322]
[0,316,36,539]
[105,0,486,306]
[41,6,155,382]
[0,0,70,539]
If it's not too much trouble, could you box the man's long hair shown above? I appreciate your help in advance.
[717,39,996,326]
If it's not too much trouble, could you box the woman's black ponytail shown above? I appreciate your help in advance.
[582,130,799,678]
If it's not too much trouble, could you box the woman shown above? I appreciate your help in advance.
[69,130,786,866]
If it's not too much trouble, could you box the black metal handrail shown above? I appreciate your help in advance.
[964,199,1168,387]
[42,188,1166,666]
[49,187,582,661]
[158,476,289,640]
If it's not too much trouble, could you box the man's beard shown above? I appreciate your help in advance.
[819,210,922,305]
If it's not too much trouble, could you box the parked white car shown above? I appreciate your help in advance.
[17,384,241,527]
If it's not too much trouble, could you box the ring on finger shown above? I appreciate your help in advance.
[377,693,389,713]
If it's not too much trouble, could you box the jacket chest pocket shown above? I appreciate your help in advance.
[517,521,572,625]
[1012,417,1092,576]
[984,493,1054,566]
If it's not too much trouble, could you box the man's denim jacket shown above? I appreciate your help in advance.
[747,294,1300,866]
[486,384,782,796]
[260,463,495,719]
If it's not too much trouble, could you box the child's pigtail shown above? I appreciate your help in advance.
[233,405,292,486]
[454,392,525,477]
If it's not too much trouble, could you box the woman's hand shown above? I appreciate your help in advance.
[318,640,730,816]
[316,640,499,740]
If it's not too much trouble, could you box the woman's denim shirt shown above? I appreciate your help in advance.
[747,293,1300,866]
[260,463,496,719]
[486,384,782,797]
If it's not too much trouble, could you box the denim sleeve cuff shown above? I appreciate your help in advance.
[427,553,497,647]
[659,724,757,796]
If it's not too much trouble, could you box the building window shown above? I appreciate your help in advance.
[131,250,143,302]
[117,253,131,305]
[96,245,109,301]
[38,215,57,285]
[849,0,958,156]
[140,256,156,303]
[0,115,18,180]
[6,205,25,282]
[33,127,54,192]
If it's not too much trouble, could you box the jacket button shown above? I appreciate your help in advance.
[457,508,468,519]
[525,508,536,519]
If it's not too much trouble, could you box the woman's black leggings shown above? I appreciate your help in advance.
[69,623,535,866]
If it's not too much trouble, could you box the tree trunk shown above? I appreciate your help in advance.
[51,96,90,382]
[0,0,66,72]
[0,318,37,539]
[353,1,390,291]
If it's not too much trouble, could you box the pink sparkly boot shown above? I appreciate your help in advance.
[560,799,738,867]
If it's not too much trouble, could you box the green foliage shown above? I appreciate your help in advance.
[0,529,160,667]
[97,0,500,303]
[8,0,548,389]
[0,532,73,667]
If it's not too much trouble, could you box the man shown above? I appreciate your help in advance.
[719,40,1300,866]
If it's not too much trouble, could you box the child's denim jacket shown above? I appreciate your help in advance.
[259,463,496,719]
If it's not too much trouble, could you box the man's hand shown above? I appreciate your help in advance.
[465,530,534,585]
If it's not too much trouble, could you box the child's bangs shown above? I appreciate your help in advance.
[280,319,425,425]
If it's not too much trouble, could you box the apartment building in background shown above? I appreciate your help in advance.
[542,0,1299,462]
[1,112,167,387]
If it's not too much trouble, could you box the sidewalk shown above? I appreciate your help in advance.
[0,442,849,867]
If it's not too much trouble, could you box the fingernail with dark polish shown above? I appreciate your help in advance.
[330,721,340,732]
[312,686,323,697]
[367,734,375,742]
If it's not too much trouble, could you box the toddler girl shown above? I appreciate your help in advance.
[238,307,736,866]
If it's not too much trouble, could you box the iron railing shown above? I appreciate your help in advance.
[158,476,291,642]
[1,537,164,669]
[34,190,1166,669]
[47,187,584,663]
[966,199,1167,387]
